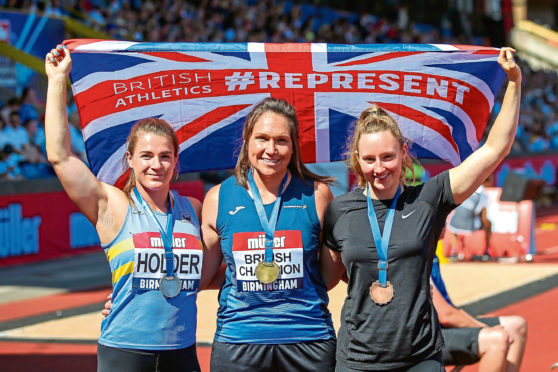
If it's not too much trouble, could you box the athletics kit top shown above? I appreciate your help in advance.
[99,190,203,350]
[214,176,335,343]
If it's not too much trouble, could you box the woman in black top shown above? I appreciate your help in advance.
[320,47,521,371]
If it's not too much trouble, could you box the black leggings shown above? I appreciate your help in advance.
[335,352,444,372]
[97,343,201,372]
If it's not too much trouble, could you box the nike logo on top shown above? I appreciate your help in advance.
[402,210,416,219]
[228,206,246,215]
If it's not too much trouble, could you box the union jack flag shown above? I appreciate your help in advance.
[65,39,506,186]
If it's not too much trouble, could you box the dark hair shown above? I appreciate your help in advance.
[346,104,415,188]
[23,118,37,128]
[235,97,333,188]
[122,118,179,196]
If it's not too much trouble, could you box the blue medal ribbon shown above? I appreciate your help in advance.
[248,170,288,263]
[366,185,401,287]
[133,188,175,277]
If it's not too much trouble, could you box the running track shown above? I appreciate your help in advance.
[1,208,558,371]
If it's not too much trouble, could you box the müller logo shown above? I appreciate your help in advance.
[246,234,286,249]
[0,203,41,258]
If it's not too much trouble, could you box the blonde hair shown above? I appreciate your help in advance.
[235,97,333,188]
[346,104,415,188]
[122,118,179,196]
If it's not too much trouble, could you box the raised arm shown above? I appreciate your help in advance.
[45,45,125,241]
[199,184,225,290]
[449,47,522,204]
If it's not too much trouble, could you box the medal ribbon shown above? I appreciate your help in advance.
[248,170,288,263]
[133,188,176,277]
[366,185,401,287]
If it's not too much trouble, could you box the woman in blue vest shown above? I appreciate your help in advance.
[201,97,337,371]
[46,45,203,372]
[320,47,521,371]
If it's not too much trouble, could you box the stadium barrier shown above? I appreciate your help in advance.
[0,176,204,267]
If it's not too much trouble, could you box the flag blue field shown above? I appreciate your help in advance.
[65,39,506,186]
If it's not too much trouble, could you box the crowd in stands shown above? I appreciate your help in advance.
[1,0,557,181]
[0,87,86,180]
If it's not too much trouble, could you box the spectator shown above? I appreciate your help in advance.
[23,118,46,154]
[431,256,527,371]
[1,144,24,180]
[19,86,42,124]
[3,111,30,152]
[0,97,20,127]
[21,119,47,163]
[447,176,493,261]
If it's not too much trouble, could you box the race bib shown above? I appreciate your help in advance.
[132,231,202,293]
[232,230,304,292]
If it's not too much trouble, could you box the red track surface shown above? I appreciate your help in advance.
[0,342,212,372]
[0,288,110,323]
[1,208,557,371]
[458,286,558,372]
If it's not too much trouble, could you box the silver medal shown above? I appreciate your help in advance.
[159,275,181,298]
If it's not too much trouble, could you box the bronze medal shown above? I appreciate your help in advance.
[255,261,280,284]
[369,280,394,305]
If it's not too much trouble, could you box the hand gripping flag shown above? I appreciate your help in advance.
[65,40,506,186]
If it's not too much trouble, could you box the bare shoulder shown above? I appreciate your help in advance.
[314,182,334,224]
[203,184,221,207]
[187,196,202,217]
[314,181,334,203]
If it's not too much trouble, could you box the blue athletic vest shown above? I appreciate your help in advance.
[99,190,202,350]
[431,255,454,306]
[214,175,335,343]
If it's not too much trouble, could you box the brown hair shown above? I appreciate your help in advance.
[346,104,415,188]
[235,97,333,188]
[122,118,179,196]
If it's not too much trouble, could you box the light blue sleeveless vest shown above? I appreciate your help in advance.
[99,190,202,350]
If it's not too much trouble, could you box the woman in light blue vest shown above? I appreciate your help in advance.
[46,44,203,372]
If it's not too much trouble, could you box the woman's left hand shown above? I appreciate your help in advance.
[497,47,521,83]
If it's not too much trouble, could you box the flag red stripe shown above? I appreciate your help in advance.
[64,38,109,51]
[175,104,251,143]
[378,102,459,154]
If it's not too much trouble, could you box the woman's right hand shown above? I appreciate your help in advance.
[101,292,113,318]
[45,44,72,80]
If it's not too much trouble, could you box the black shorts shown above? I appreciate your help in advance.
[210,338,336,372]
[441,316,500,366]
[97,343,201,372]
[335,352,444,372]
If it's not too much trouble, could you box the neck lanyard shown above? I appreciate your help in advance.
[133,188,175,276]
[366,185,401,287]
[248,170,288,263]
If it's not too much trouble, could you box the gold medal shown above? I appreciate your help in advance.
[369,280,394,305]
[255,261,280,284]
